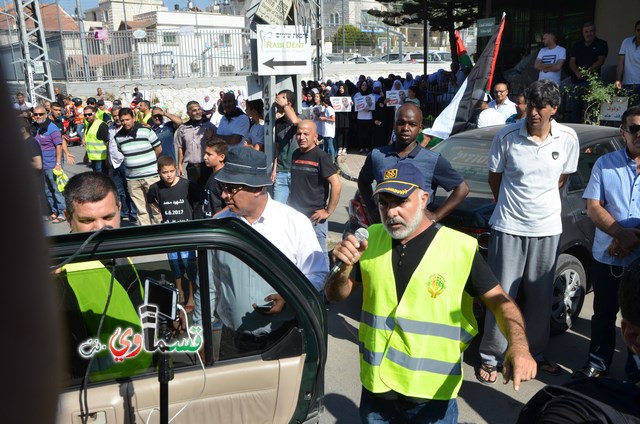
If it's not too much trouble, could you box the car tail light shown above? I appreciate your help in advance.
[349,198,369,228]
[458,227,491,250]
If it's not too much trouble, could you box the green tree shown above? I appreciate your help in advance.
[368,0,477,63]
[331,25,375,51]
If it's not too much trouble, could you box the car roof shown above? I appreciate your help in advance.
[444,123,621,146]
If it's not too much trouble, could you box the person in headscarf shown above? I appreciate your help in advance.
[403,72,415,89]
[202,94,215,120]
[334,82,351,156]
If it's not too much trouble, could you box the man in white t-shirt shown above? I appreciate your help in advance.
[477,80,579,384]
[488,82,517,120]
[615,20,640,105]
[534,32,566,83]
[477,93,506,128]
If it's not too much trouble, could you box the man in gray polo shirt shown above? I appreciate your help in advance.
[477,80,579,384]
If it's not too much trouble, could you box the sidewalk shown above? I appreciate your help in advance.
[335,151,366,182]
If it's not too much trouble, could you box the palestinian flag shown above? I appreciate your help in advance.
[456,30,473,70]
[425,13,506,140]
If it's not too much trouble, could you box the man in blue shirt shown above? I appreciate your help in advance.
[573,105,640,381]
[357,103,469,225]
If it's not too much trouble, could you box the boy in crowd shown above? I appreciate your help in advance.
[202,138,228,218]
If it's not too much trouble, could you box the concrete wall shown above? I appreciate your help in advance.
[595,1,637,80]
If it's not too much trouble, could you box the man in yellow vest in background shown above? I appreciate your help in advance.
[326,162,537,423]
[82,105,110,173]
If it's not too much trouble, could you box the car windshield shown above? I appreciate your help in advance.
[433,137,493,195]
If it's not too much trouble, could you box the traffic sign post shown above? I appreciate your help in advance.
[256,25,311,76]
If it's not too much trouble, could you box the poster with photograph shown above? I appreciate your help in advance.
[311,105,324,120]
[331,96,352,112]
[354,94,376,112]
[386,90,407,107]
[300,106,311,119]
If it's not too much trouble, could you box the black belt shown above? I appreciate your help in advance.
[186,163,206,168]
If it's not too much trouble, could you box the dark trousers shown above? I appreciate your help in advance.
[186,163,211,219]
[359,387,458,424]
[357,119,373,150]
[588,260,638,378]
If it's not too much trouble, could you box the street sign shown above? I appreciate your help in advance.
[255,0,293,25]
[477,18,495,37]
[256,25,311,76]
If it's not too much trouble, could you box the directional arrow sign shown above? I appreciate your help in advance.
[263,58,307,69]
[256,25,311,76]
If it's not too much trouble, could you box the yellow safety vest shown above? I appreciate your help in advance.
[359,224,478,400]
[64,260,151,382]
[84,119,108,160]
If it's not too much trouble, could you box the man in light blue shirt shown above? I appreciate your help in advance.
[573,105,640,381]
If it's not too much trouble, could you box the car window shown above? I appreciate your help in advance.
[433,137,493,194]
[56,247,297,389]
[569,139,619,192]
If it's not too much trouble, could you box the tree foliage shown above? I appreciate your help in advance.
[368,0,477,62]
[330,25,375,48]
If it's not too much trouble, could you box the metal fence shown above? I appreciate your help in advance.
[1,28,251,83]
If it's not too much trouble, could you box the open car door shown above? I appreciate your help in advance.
[50,218,327,424]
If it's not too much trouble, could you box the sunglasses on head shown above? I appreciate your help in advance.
[622,124,640,135]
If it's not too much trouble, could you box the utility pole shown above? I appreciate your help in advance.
[75,0,91,82]
[13,0,55,103]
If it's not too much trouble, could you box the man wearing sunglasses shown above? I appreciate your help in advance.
[33,105,66,222]
[193,148,328,355]
[573,105,640,381]
[83,105,110,173]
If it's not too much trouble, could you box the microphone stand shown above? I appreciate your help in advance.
[157,316,174,424]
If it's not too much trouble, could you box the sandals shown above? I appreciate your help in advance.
[476,362,498,384]
[537,358,562,376]
[51,216,66,224]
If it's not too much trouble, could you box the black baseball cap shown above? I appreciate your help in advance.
[87,97,97,104]
[112,99,122,106]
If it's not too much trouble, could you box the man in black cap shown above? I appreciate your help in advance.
[193,147,328,356]
[95,99,112,124]
[326,161,536,423]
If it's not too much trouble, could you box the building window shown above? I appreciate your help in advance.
[102,10,109,22]
[163,32,178,46]
[218,34,231,47]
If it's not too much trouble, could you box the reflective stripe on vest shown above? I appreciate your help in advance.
[64,260,150,382]
[84,119,107,160]
[358,224,478,400]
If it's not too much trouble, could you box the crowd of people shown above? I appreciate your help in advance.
[13,17,640,423]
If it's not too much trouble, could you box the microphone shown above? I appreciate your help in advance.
[329,227,369,276]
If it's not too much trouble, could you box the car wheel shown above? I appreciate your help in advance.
[550,253,586,335]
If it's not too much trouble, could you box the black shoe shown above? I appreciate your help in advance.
[571,366,608,379]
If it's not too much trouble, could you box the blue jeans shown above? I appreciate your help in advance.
[168,250,197,281]
[273,172,291,204]
[90,159,108,174]
[587,260,639,377]
[321,136,335,160]
[359,388,458,424]
[43,168,66,217]
[111,165,137,219]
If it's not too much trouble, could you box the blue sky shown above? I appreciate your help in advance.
[55,0,214,15]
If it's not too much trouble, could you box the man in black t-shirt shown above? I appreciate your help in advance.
[289,119,341,258]
[567,22,608,123]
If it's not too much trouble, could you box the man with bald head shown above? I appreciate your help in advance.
[358,103,469,225]
[289,120,342,259]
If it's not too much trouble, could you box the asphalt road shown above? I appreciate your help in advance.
[45,144,629,424]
